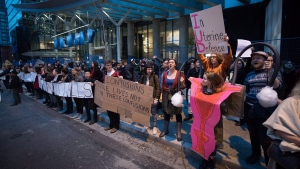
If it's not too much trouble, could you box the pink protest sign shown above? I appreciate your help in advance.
[189,78,241,160]
[190,5,228,54]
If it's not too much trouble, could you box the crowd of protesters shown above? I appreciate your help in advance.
[1,39,300,168]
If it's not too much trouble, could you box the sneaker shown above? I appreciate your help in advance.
[110,128,118,133]
[246,155,261,164]
[73,113,80,118]
[77,114,83,120]
[152,127,157,135]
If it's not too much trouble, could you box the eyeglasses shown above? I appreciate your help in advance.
[266,60,273,62]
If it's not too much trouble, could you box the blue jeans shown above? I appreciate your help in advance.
[151,104,158,127]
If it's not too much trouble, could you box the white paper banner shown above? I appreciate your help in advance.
[190,5,228,54]
[38,75,43,89]
[42,80,47,91]
[71,82,93,98]
[30,72,37,82]
[236,39,252,58]
[53,83,72,97]
[46,82,53,94]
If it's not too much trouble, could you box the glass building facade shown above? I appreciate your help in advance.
[0,0,9,46]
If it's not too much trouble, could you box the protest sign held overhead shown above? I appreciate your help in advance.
[190,5,228,54]
[236,39,252,57]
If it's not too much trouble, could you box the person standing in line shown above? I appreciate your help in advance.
[51,68,63,111]
[243,51,282,165]
[90,61,104,83]
[72,68,84,119]
[159,59,186,141]
[61,68,73,114]
[9,70,21,106]
[103,60,120,133]
[197,34,232,80]
[184,59,202,121]
[138,63,160,135]
[82,69,98,125]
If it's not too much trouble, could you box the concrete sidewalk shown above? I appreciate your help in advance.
[20,87,267,169]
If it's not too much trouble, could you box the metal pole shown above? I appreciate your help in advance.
[116,26,121,61]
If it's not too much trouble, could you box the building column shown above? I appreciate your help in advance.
[127,21,134,57]
[152,19,160,58]
[179,15,189,64]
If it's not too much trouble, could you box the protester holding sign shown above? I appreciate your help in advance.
[42,67,51,105]
[103,60,120,133]
[197,34,232,80]
[61,68,73,114]
[138,63,160,135]
[159,59,186,141]
[72,68,84,119]
[52,68,63,111]
[33,66,43,99]
[243,51,282,165]
[22,66,34,96]
[91,61,104,83]
[82,69,98,125]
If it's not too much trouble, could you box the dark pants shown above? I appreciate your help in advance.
[151,104,158,127]
[24,82,34,93]
[247,116,271,165]
[55,95,63,109]
[43,91,50,103]
[12,88,21,104]
[164,113,182,122]
[107,110,120,129]
[65,97,73,113]
[74,98,83,114]
[83,98,97,121]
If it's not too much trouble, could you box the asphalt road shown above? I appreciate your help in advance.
[0,91,177,169]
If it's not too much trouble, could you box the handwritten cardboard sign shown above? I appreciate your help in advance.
[71,82,93,98]
[94,76,154,126]
[236,39,252,57]
[190,5,228,54]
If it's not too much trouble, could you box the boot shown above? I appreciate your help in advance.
[176,122,182,141]
[159,120,170,137]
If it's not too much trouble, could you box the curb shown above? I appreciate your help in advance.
[97,112,245,169]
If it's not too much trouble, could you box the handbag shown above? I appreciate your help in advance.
[267,140,300,169]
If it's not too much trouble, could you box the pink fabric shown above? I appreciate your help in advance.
[189,78,241,160]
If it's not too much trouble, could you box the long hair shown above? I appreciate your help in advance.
[73,68,81,79]
[92,61,99,71]
[208,53,223,65]
[202,71,224,94]
[143,63,154,76]
[289,79,300,97]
